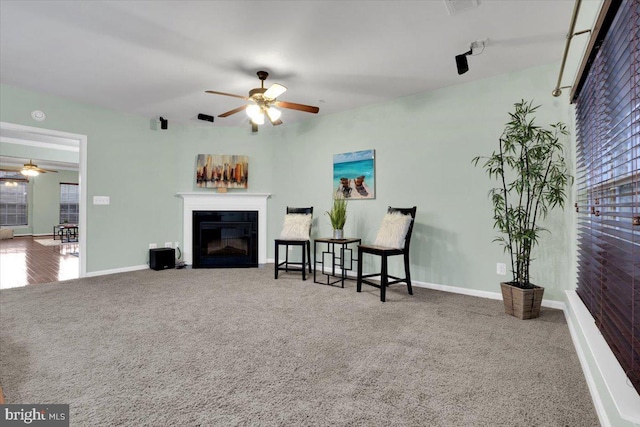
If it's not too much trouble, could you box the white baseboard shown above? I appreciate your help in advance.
[411,280,566,310]
[85,264,148,278]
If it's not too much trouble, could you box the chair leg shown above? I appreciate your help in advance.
[307,241,312,274]
[302,243,307,281]
[274,242,279,279]
[404,253,413,295]
[285,245,290,272]
[356,247,363,292]
[380,255,388,302]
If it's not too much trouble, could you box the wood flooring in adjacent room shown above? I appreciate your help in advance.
[0,236,79,289]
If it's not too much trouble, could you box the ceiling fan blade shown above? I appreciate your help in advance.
[274,101,319,114]
[205,90,249,100]
[218,105,248,118]
[263,83,287,100]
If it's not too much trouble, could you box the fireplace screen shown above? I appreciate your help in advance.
[193,211,258,268]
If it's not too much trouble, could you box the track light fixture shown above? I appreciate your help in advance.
[455,38,487,75]
[455,50,473,75]
[159,116,168,130]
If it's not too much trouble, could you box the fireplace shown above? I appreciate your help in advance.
[177,193,270,266]
[193,211,258,268]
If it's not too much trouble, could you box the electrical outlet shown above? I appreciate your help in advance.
[497,263,507,275]
[149,243,157,249]
[164,242,172,248]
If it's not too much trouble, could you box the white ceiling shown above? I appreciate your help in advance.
[0,0,584,130]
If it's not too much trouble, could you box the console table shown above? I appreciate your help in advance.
[313,237,361,288]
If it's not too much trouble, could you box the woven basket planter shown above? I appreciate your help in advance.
[500,282,544,320]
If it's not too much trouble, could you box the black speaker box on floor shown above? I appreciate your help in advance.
[150,248,175,271]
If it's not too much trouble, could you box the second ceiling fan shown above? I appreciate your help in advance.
[206,71,319,132]
[0,159,58,177]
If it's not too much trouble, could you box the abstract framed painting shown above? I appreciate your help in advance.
[333,149,375,199]
[195,154,249,189]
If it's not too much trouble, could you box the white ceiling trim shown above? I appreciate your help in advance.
[0,136,80,153]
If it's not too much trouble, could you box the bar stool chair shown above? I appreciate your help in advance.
[274,207,313,280]
[357,206,417,302]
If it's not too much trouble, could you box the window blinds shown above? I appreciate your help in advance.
[575,0,639,393]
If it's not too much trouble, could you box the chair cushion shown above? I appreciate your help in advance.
[373,212,412,249]
[279,214,312,240]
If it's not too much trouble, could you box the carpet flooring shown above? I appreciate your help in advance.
[0,267,599,426]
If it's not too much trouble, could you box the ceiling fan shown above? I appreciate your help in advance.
[0,160,59,177]
[206,71,319,132]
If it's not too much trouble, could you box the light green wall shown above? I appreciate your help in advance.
[269,63,574,301]
[7,170,79,236]
[31,170,79,235]
[0,65,574,299]
[0,83,275,272]
[0,143,80,235]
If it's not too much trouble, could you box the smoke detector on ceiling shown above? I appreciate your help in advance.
[31,110,46,122]
[443,0,479,16]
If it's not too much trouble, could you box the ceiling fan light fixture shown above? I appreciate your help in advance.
[208,70,319,126]
[266,106,282,122]
[21,168,39,177]
[246,104,261,120]
[251,114,265,125]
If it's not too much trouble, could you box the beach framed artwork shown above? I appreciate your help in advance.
[196,154,249,188]
[333,149,375,199]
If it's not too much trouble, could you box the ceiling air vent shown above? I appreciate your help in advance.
[443,0,479,16]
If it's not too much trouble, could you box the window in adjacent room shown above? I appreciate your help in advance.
[0,171,28,226]
[60,183,79,224]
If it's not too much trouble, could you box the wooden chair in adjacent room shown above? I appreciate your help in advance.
[274,207,313,280]
[357,206,417,302]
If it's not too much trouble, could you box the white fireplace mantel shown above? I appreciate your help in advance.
[177,192,271,265]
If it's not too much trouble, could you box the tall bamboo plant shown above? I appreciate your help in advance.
[472,100,572,288]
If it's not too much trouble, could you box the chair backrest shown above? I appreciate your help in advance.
[388,206,417,251]
[287,207,313,216]
[284,207,313,239]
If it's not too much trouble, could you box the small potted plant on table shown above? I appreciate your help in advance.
[327,195,347,240]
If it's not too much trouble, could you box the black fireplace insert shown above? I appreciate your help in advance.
[192,210,258,268]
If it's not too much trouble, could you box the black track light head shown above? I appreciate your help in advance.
[455,50,473,75]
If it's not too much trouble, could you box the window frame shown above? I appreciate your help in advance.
[59,182,79,225]
[0,171,29,227]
